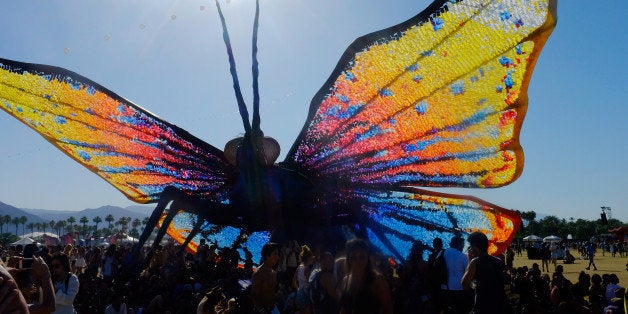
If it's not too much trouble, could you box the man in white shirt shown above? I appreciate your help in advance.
[443,236,471,313]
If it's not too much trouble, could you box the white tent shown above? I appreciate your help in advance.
[543,235,562,242]
[117,234,139,244]
[523,235,542,242]
[11,237,35,245]
[21,232,60,240]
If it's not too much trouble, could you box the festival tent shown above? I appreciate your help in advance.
[523,235,542,242]
[609,226,628,241]
[11,237,35,245]
[105,233,138,245]
[21,231,60,240]
[118,234,139,244]
[543,235,561,242]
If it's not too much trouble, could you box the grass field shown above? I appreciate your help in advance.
[513,249,628,285]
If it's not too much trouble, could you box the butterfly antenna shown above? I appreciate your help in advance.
[251,0,261,134]
[215,0,252,133]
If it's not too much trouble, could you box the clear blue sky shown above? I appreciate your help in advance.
[1,1,626,222]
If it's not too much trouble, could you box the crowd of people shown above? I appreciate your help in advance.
[1,233,627,313]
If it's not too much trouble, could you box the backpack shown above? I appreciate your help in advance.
[429,249,448,287]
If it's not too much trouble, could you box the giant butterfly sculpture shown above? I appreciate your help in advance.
[0,0,556,263]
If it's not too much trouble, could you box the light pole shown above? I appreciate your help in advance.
[601,206,612,220]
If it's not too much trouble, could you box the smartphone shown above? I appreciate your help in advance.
[10,256,33,269]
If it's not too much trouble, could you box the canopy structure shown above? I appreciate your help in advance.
[11,237,35,245]
[105,233,138,245]
[21,231,60,239]
[118,234,139,244]
[523,235,542,242]
[609,226,628,241]
[543,235,561,242]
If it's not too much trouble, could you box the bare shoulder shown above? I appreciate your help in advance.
[252,266,277,287]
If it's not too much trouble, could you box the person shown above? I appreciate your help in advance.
[293,245,315,313]
[549,242,558,270]
[505,246,515,270]
[339,238,392,314]
[104,291,127,314]
[605,274,622,305]
[74,247,87,275]
[251,242,281,313]
[101,244,118,283]
[443,236,471,313]
[334,243,348,288]
[397,241,429,313]
[285,241,300,287]
[564,249,576,264]
[197,287,225,314]
[86,246,101,278]
[585,242,598,271]
[462,231,509,314]
[0,263,29,314]
[50,253,79,314]
[527,262,541,278]
[540,243,550,272]
[308,252,338,314]
[196,238,209,269]
[14,256,55,314]
[427,237,447,311]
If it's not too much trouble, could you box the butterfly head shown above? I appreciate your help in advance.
[224,133,280,167]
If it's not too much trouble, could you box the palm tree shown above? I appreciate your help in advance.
[93,216,102,234]
[49,220,55,234]
[41,222,47,234]
[3,215,10,233]
[11,217,20,235]
[35,222,42,233]
[142,216,149,228]
[130,218,141,242]
[0,217,4,234]
[19,216,27,235]
[27,223,35,235]
[105,214,115,231]
[66,216,76,233]
[56,221,66,236]
[125,217,132,232]
[116,217,128,233]
[132,218,141,229]
[80,216,89,238]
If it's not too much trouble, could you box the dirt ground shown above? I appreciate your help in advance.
[513,248,628,285]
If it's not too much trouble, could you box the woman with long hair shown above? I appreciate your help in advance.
[339,239,392,314]
[101,244,117,283]
[293,245,315,313]
[73,246,87,275]
[50,253,79,314]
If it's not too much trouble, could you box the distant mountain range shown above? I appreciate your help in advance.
[0,201,152,234]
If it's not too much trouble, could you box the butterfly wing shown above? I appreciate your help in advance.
[283,0,556,257]
[344,187,520,259]
[286,0,556,189]
[161,210,270,263]
[0,58,232,203]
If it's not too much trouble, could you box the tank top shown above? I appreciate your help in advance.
[472,255,507,314]
[340,274,381,314]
